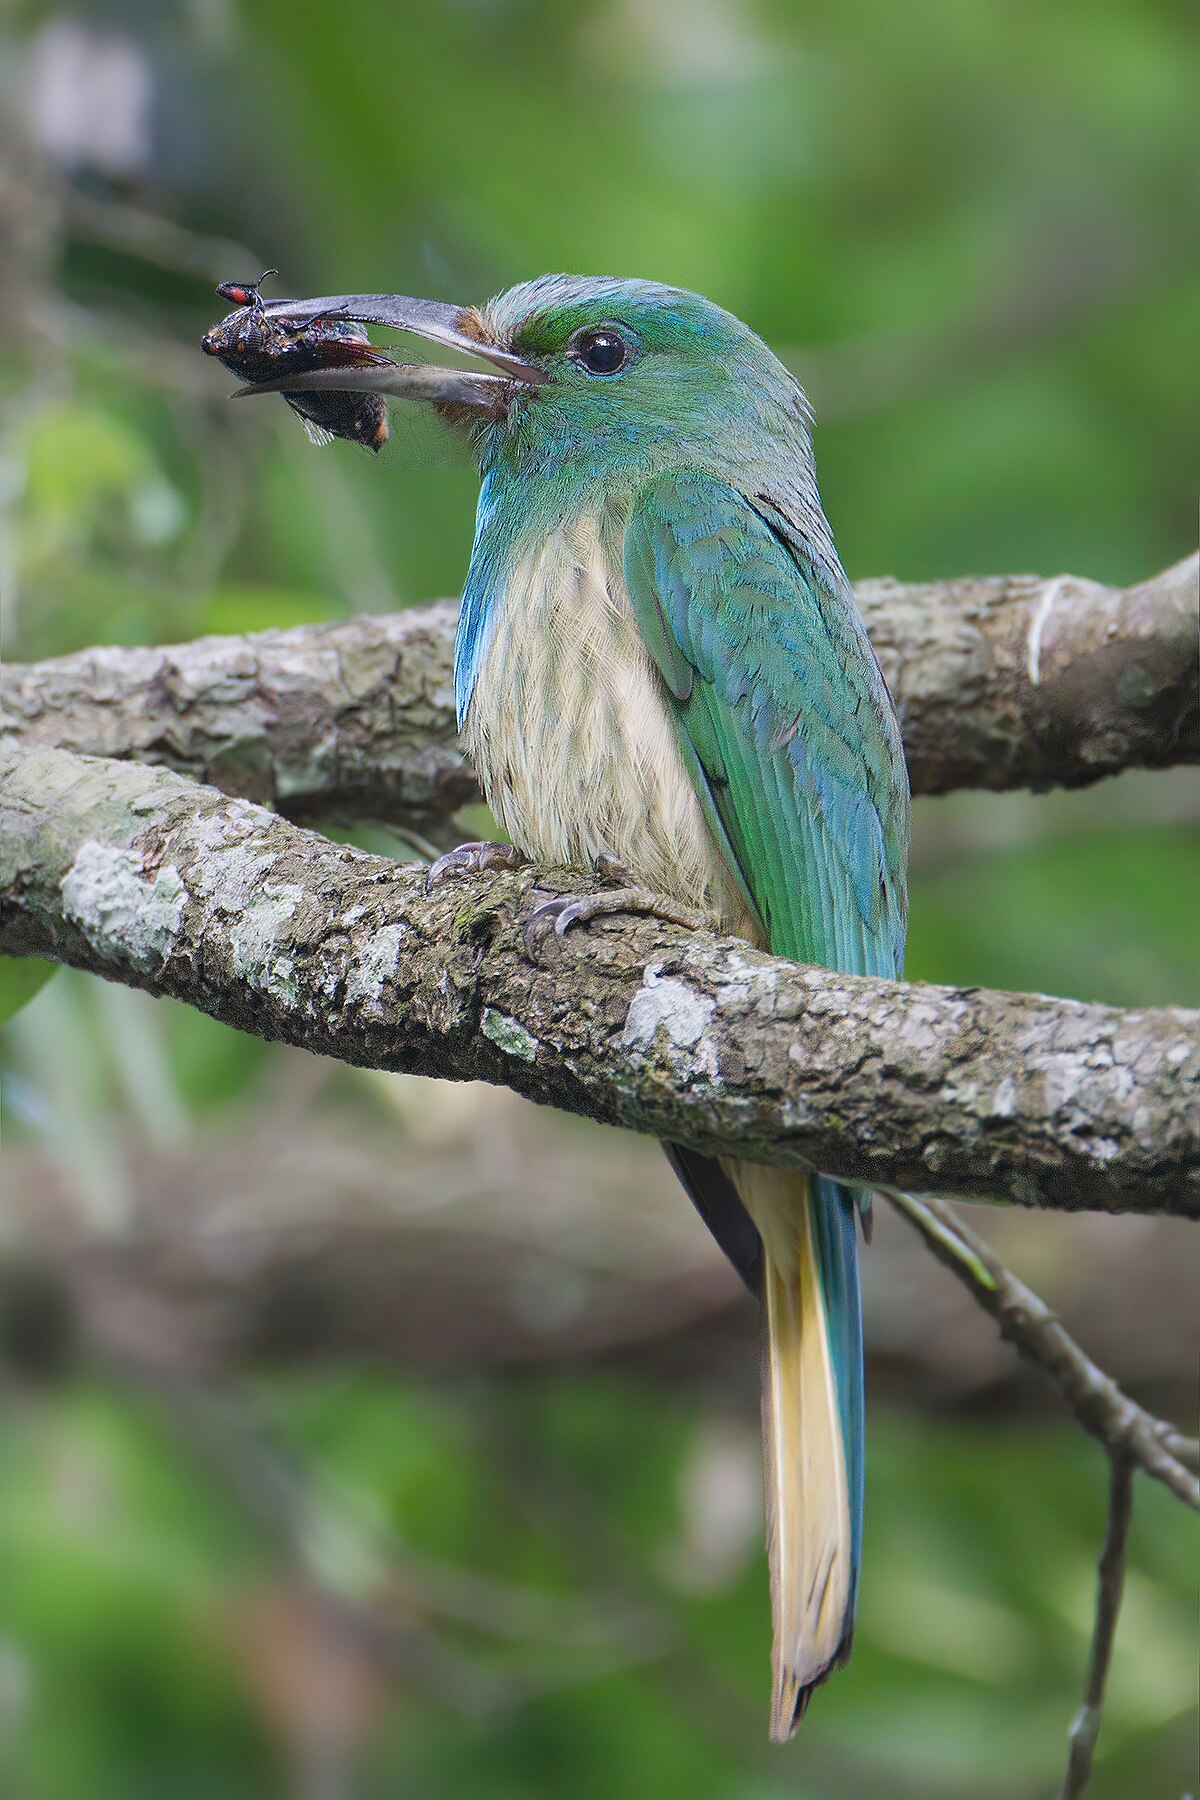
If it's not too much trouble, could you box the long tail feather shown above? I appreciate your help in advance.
[731,1163,863,1740]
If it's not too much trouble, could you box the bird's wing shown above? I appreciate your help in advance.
[623,468,908,979]
[626,470,909,1730]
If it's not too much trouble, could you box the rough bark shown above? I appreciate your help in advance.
[3,743,1196,1217]
[855,553,1198,793]
[0,600,476,834]
[3,557,1194,825]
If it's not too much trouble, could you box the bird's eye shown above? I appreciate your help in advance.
[571,326,632,376]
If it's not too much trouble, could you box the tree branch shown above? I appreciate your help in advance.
[3,743,1196,1217]
[2,557,1194,826]
[883,1191,1194,1796]
[856,553,1198,794]
[1059,1457,1135,1800]
[883,1192,1198,1506]
[0,600,477,834]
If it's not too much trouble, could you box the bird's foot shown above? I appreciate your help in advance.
[425,840,527,894]
[523,882,709,961]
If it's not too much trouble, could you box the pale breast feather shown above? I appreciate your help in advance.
[465,514,753,934]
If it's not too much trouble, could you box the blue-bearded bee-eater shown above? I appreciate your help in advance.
[237,275,911,1738]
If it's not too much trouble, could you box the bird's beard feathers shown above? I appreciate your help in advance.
[465,511,753,935]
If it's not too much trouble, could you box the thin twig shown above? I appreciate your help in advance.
[1060,1457,1135,1800]
[883,1191,1199,1507]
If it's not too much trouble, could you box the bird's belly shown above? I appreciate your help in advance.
[465,520,752,934]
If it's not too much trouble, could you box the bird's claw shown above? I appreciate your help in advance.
[425,840,526,894]
[522,886,708,961]
[522,895,586,959]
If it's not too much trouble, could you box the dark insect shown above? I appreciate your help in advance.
[201,270,392,452]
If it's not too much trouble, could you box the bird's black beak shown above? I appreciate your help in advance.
[234,292,544,411]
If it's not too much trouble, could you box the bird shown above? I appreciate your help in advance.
[237,274,911,1738]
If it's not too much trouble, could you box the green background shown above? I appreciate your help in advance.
[1,0,1197,1795]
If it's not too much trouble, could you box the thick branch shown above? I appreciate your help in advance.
[3,744,1196,1216]
[2,558,1194,823]
[856,554,1197,794]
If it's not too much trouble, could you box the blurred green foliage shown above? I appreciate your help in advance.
[0,961,56,1028]
[6,0,1200,663]
[1,1376,1195,1798]
[906,822,1199,1005]
[1,0,1197,1794]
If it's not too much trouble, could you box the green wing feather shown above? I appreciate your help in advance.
[625,469,910,1725]
[623,468,909,979]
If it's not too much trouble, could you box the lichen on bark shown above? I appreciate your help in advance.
[2,741,1195,1219]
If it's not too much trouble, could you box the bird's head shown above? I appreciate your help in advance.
[245,274,816,506]
[469,275,813,489]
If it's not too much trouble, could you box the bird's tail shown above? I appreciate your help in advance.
[730,1162,864,1741]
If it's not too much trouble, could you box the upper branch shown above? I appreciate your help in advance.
[855,554,1197,793]
[0,599,477,833]
[3,742,1196,1217]
[3,557,1194,825]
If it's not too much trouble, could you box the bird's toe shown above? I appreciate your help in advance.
[522,885,708,962]
[425,840,526,894]
[521,895,574,960]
